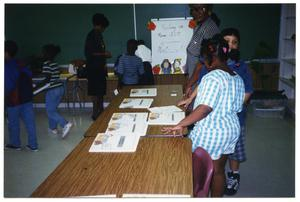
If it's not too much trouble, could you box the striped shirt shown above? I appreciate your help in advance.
[116,54,144,85]
[187,17,220,57]
[189,69,245,160]
[42,61,63,90]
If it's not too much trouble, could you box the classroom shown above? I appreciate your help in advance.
[3,2,296,198]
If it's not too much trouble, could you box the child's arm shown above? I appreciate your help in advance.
[162,104,212,135]
[178,86,198,109]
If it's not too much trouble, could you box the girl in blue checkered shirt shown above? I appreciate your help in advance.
[179,28,253,196]
[163,35,245,197]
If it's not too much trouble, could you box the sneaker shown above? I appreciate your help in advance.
[48,128,59,135]
[26,145,39,152]
[5,144,21,151]
[62,122,73,139]
[224,171,240,195]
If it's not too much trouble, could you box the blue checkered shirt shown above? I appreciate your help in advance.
[189,69,245,160]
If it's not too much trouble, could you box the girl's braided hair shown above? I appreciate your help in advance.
[200,34,229,66]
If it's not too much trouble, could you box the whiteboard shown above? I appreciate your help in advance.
[151,17,193,72]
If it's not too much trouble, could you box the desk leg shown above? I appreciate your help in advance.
[63,80,70,110]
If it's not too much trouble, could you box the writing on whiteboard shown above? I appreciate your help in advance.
[151,18,193,71]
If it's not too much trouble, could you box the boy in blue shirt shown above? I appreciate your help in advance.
[5,40,38,151]
[115,39,144,86]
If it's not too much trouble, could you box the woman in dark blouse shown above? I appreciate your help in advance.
[84,13,111,120]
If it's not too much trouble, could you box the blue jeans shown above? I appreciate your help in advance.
[7,102,38,148]
[45,86,67,130]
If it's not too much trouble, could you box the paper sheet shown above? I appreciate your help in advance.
[129,88,157,97]
[105,122,148,136]
[147,111,185,125]
[119,98,153,109]
[148,105,183,113]
[109,113,148,124]
[89,133,140,153]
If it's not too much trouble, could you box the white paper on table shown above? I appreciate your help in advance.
[89,133,141,153]
[147,111,185,125]
[129,88,157,97]
[109,113,148,124]
[148,105,183,113]
[122,194,191,198]
[119,98,153,109]
[105,121,148,136]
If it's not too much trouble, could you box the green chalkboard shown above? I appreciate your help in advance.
[5,4,135,64]
[5,4,281,65]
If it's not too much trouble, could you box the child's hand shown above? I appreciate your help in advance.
[161,125,184,136]
[177,98,192,109]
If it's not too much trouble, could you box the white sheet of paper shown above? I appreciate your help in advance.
[147,111,185,125]
[106,121,148,136]
[89,133,140,153]
[129,88,157,97]
[148,105,183,113]
[119,98,153,109]
[109,113,148,124]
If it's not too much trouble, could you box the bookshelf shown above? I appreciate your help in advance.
[278,4,295,116]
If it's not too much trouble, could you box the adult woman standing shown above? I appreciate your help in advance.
[85,13,111,120]
[185,4,219,87]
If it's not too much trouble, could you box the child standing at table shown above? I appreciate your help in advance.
[5,40,39,151]
[42,44,72,138]
[115,39,144,86]
[178,28,253,195]
[163,35,245,197]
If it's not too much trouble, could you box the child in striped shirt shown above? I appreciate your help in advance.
[163,35,245,197]
[115,39,144,86]
[42,44,72,138]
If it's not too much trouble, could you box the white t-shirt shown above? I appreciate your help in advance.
[135,45,152,63]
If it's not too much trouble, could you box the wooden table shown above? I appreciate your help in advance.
[84,85,185,137]
[31,137,193,197]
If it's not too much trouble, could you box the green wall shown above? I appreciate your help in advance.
[5,4,281,64]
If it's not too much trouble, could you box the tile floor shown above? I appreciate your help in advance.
[3,105,295,197]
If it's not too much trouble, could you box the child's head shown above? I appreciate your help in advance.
[200,34,229,70]
[221,28,240,50]
[42,44,61,61]
[137,40,145,46]
[221,28,240,62]
[127,39,138,55]
[5,40,18,59]
[92,13,109,32]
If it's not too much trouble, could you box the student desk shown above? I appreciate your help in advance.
[84,85,185,137]
[31,137,193,197]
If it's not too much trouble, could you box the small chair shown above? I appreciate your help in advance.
[192,147,214,197]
